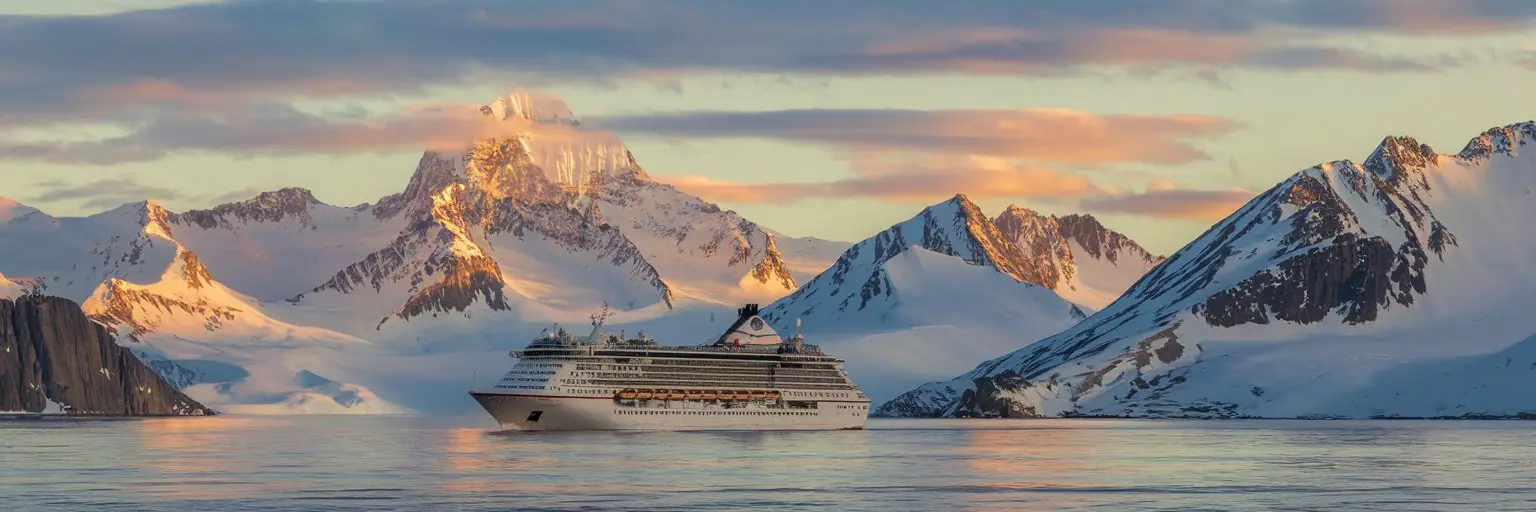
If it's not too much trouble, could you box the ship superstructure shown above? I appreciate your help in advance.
[470,304,869,431]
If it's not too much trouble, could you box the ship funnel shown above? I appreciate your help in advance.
[718,303,783,346]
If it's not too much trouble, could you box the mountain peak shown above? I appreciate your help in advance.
[762,191,1079,331]
[375,90,648,219]
[0,196,42,224]
[171,187,326,230]
[1055,213,1163,267]
[923,193,985,221]
[1459,121,1536,160]
[482,90,578,125]
[1364,135,1437,180]
[97,200,174,238]
[1000,204,1044,219]
[260,187,318,203]
[992,204,1074,291]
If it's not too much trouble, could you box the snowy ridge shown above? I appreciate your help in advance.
[879,120,1536,419]
[759,194,1095,401]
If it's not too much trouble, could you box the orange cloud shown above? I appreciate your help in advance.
[0,101,607,164]
[1080,180,1255,220]
[662,168,1252,221]
[81,77,371,106]
[657,156,1103,205]
[594,108,1240,166]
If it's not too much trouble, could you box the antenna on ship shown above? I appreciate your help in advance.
[586,301,612,345]
[791,316,804,352]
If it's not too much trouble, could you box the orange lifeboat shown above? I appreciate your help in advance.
[634,389,654,399]
[765,390,781,400]
[699,390,718,400]
[733,390,752,400]
[618,388,637,399]
[749,390,766,400]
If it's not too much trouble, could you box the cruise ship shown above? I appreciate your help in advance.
[469,304,870,431]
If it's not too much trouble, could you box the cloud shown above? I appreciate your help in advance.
[0,101,1233,167]
[594,108,1240,166]
[658,156,1102,205]
[1080,180,1255,220]
[0,0,1527,129]
[28,176,188,211]
[663,164,1254,221]
[1517,48,1536,71]
[0,102,603,164]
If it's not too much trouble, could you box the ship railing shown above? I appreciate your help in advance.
[665,344,827,355]
[524,339,828,355]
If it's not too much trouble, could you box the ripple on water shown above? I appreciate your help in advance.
[3,417,1536,511]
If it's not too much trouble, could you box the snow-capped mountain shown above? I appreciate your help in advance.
[760,194,1095,401]
[265,92,800,330]
[992,206,1164,309]
[879,121,1536,419]
[0,90,834,415]
[0,200,337,342]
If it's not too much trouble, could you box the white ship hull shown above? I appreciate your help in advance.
[471,392,869,431]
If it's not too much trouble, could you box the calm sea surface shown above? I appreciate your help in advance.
[3,416,1535,511]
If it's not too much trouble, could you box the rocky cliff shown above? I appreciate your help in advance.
[0,296,212,415]
[993,206,1166,309]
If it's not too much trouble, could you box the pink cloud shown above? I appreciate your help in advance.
[1080,180,1255,221]
[658,156,1102,205]
[660,166,1254,221]
[594,108,1241,166]
[0,101,608,164]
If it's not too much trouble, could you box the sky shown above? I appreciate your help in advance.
[2,1,1535,255]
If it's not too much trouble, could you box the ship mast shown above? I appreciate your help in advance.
[585,301,613,345]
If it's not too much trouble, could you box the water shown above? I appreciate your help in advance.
[3,416,1536,511]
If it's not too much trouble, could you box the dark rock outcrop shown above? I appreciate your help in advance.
[0,296,213,416]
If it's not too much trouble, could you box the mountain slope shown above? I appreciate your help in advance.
[761,194,1090,401]
[992,206,1164,309]
[878,121,1536,419]
[167,188,409,303]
